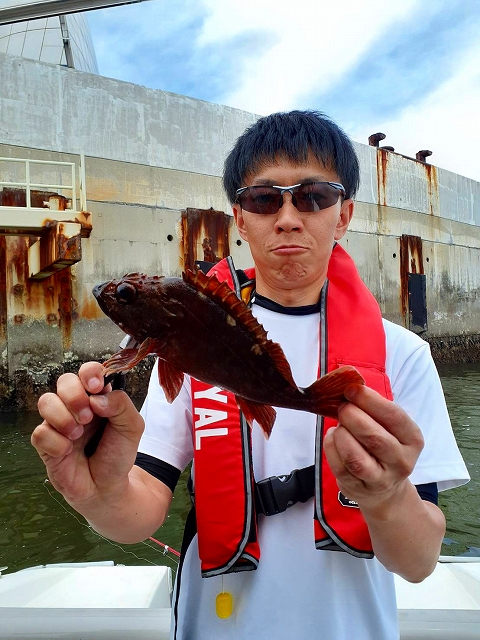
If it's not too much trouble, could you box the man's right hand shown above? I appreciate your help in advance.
[32,361,145,515]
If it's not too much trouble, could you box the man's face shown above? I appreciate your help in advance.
[233,157,354,306]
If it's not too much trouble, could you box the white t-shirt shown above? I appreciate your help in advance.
[138,308,469,640]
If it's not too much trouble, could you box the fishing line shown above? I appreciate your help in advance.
[43,479,179,568]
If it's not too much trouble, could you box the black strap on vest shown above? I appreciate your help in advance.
[255,466,315,516]
[188,465,315,519]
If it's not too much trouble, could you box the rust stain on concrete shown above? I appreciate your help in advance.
[376,147,389,208]
[0,236,6,344]
[57,269,73,351]
[80,291,105,321]
[424,162,439,216]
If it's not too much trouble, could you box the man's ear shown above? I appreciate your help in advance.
[334,199,354,240]
[233,205,249,242]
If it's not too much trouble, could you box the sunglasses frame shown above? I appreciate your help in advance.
[234,181,346,214]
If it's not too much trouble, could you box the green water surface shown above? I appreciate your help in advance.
[0,363,479,575]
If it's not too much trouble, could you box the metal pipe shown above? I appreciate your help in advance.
[0,0,153,26]
[416,150,433,163]
[368,133,386,147]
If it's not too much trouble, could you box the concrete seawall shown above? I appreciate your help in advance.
[1,52,480,409]
[3,334,480,412]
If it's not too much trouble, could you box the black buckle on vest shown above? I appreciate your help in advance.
[255,466,314,516]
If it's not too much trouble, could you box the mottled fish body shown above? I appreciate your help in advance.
[92,269,364,436]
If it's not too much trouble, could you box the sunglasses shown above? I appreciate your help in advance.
[235,181,346,215]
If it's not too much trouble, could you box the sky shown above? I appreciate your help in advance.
[87,0,480,182]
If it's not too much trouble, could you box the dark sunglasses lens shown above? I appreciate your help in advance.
[294,183,340,212]
[238,187,281,214]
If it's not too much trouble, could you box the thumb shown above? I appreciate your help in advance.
[89,390,144,446]
[80,392,144,491]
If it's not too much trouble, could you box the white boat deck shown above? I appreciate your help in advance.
[0,562,173,640]
[395,557,480,640]
[0,557,479,639]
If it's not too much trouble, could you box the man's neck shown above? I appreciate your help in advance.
[254,280,325,307]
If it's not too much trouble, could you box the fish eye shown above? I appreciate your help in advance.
[115,282,138,305]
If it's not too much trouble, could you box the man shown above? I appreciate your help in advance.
[33,110,469,639]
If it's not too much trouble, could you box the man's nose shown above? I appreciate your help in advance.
[274,193,303,231]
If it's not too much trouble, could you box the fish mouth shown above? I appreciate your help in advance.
[92,282,107,301]
[92,282,113,317]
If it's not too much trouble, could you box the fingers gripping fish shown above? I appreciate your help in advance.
[92,269,365,437]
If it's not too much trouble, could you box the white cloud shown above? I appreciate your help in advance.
[350,40,480,181]
[86,0,480,181]
[199,0,419,114]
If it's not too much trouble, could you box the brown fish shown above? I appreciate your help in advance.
[92,269,365,437]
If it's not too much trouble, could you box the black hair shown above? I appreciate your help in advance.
[223,110,360,203]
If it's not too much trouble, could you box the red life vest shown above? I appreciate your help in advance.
[191,246,393,577]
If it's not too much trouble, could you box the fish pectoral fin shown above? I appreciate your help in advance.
[305,365,365,418]
[157,358,185,403]
[102,337,159,376]
[103,348,139,375]
[235,396,276,439]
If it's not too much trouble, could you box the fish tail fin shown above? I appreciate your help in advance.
[235,396,276,439]
[304,366,365,419]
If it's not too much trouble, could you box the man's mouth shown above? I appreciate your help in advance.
[271,244,307,255]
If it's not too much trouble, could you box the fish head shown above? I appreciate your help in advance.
[93,273,180,342]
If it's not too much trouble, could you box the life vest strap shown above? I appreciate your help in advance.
[189,465,315,518]
[255,466,314,516]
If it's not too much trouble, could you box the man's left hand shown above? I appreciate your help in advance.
[323,384,424,516]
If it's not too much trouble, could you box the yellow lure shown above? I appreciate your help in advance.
[216,591,233,619]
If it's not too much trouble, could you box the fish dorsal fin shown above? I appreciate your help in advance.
[183,269,297,388]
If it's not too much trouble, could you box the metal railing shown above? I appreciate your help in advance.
[0,156,86,211]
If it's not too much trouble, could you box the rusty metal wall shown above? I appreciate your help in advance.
[181,208,232,272]
[399,234,424,324]
[4,236,69,369]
